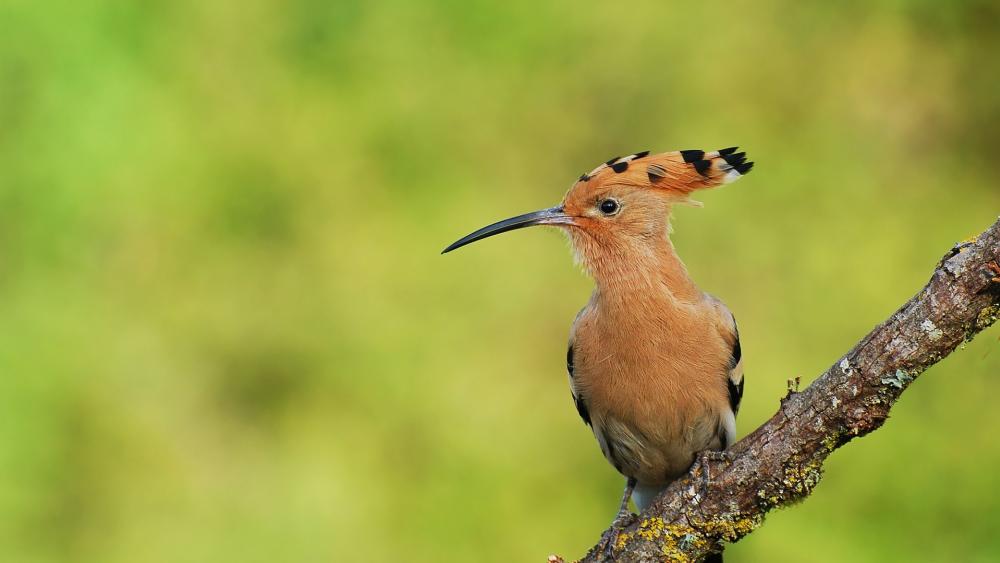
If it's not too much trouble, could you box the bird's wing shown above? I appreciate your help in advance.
[567,339,592,427]
[708,296,743,449]
[567,306,592,427]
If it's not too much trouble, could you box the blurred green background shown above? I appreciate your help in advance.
[2,1,999,562]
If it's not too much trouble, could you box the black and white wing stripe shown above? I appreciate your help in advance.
[710,298,743,450]
[727,321,744,416]
[720,315,743,449]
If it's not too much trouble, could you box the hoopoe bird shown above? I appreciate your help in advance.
[443,148,751,553]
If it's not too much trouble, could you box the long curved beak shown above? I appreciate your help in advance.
[441,205,573,254]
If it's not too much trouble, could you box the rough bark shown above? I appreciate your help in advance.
[567,217,1000,562]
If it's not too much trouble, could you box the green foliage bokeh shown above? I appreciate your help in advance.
[1,1,999,561]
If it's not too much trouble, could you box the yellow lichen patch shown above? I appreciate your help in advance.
[614,517,712,561]
[696,514,761,542]
[637,517,666,541]
[614,517,667,550]
[975,304,999,331]
[613,530,634,552]
[781,458,823,496]
[659,537,691,562]
[821,430,844,453]
[756,487,783,506]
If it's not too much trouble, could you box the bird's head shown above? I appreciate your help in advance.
[443,148,752,273]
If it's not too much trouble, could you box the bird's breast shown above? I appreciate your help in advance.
[569,299,732,483]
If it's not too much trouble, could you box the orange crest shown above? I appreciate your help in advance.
[574,148,753,195]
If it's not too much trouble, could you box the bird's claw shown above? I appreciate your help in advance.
[611,507,637,529]
[591,509,636,558]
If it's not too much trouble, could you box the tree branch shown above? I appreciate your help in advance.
[570,217,1000,562]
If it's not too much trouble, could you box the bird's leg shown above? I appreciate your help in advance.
[591,477,637,557]
[613,476,636,525]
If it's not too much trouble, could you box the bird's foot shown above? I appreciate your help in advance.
[696,450,733,493]
[611,505,637,529]
[592,508,637,557]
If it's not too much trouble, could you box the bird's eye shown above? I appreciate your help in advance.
[599,199,620,215]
